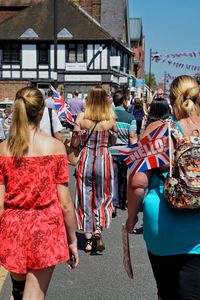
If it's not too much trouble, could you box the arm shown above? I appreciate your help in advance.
[70,113,82,148]
[54,131,63,142]
[109,122,118,146]
[126,120,166,232]
[129,119,137,144]
[129,132,137,144]
[52,110,64,141]
[0,184,5,216]
[126,171,150,233]
[57,183,78,268]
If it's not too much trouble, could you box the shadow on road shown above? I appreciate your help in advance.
[76,231,85,251]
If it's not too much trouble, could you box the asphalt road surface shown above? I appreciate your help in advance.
[0,165,157,300]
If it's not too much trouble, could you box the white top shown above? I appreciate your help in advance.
[0,121,5,140]
[40,107,63,136]
[45,97,55,109]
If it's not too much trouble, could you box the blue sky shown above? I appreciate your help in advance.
[128,0,200,84]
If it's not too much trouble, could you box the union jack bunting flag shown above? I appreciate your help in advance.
[119,123,169,174]
[49,85,77,126]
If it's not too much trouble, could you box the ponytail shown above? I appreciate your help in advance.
[8,87,44,159]
[8,97,29,158]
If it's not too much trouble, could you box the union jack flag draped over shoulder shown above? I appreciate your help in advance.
[119,123,169,174]
[49,85,77,126]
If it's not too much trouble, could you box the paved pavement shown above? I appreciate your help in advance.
[0,165,157,300]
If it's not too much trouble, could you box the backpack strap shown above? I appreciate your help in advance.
[81,121,98,149]
[168,116,186,178]
[48,108,54,137]
[169,115,185,146]
[152,168,166,182]
[170,115,184,135]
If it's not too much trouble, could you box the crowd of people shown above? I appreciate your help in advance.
[0,75,199,299]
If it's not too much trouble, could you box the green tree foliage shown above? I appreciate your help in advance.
[145,73,158,91]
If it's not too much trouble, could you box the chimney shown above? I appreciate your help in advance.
[70,0,101,22]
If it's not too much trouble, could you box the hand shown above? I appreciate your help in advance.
[67,242,79,269]
[125,216,138,234]
[0,207,4,217]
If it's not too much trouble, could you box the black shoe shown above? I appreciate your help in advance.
[120,204,127,211]
[112,207,117,218]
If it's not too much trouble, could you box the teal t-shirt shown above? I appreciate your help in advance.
[143,172,200,256]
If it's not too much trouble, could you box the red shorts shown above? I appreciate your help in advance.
[0,203,69,273]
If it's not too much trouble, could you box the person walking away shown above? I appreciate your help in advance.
[67,91,84,122]
[109,90,137,216]
[45,90,55,109]
[129,98,145,138]
[0,87,78,300]
[144,97,171,128]
[71,85,117,253]
[0,120,5,142]
[40,106,63,141]
[2,107,12,138]
[126,75,200,300]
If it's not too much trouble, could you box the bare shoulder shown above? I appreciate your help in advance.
[99,119,115,131]
[0,140,9,156]
[76,112,84,123]
[142,120,164,137]
[38,132,66,155]
[51,138,66,155]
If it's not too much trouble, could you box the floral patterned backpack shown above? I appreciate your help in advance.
[164,118,200,209]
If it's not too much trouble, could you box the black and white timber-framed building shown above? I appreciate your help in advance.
[0,0,132,100]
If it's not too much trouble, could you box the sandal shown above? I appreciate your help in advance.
[94,232,105,252]
[85,238,93,253]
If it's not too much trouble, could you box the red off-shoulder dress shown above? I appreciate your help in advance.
[0,154,70,274]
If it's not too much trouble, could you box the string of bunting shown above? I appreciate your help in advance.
[154,51,200,59]
[165,73,177,82]
[152,50,200,71]
[154,58,200,71]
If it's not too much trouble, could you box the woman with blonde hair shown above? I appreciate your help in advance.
[71,85,117,253]
[126,75,200,300]
[0,87,78,300]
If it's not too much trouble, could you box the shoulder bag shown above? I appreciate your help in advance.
[66,121,98,166]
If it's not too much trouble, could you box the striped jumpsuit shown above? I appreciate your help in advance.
[74,130,114,232]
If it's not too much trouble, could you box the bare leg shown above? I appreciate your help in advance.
[93,227,105,252]
[11,273,26,281]
[85,232,93,252]
[22,266,55,300]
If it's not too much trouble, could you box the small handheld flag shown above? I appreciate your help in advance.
[120,123,169,174]
[49,85,78,126]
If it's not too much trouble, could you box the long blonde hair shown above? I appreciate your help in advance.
[170,75,200,120]
[8,87,45,158]
[84,85,115,121]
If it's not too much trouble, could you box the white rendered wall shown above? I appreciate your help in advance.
[94,44,100,69]
[101,47,108,69]
[22,44,37,69]
[51,44,65,69]
[87,44,94,69]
